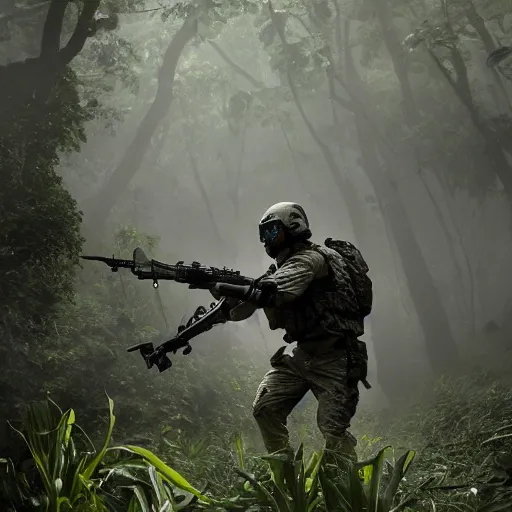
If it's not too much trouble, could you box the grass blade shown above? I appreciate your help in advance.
[83,395,115,481]
[113,446,212,503]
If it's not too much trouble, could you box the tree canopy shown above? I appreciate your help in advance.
[2,0,512,510]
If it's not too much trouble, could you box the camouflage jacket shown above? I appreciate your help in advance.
[261,241,364,342]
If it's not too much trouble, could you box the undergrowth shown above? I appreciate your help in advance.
[1,372,511,511]
[356,371,512,511]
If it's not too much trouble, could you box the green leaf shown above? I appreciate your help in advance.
[318,468,351,512]
[368,448,389,512]
[234,432,245,470]
[82,394,115,481]
[9,422,52,495]
[382,450,415,510]
[235,468,285,511]
[113,445,212,503]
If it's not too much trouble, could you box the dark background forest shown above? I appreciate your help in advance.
[1,0,512,510]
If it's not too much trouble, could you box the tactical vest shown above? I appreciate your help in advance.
[273,243,365,341]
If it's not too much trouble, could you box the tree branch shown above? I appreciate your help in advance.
[40,0,70,58]
[40,0,100,66]
[465,0,510,108]
[426,47,458,92]
[268,0,329,152]
[86,17,198,232]
[59,0,101,65]
[208,38,308,197]
[209,41,264,89]
[327,69,355,113]
[178,95,225,248]
[329,90,355,113]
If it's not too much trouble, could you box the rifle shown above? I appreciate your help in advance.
[81,247,254,289]
[127,298,233,372]
[81,248,259,371]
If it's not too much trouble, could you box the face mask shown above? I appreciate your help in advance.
[265,243,281,258]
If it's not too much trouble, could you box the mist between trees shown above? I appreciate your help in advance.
[1,0,512,510]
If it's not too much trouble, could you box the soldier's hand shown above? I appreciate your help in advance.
[209,285,223,301]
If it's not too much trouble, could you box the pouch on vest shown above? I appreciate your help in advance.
[347,338,371,389]
[324,238,373,317]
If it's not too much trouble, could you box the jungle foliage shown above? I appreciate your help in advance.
[2,0,512,510]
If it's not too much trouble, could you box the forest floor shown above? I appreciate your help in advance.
[2,348,512,511]
[156,347,512,510]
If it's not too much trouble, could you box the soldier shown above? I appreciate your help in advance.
[224,202,373,462]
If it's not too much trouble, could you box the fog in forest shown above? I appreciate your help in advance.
[2,0,512,509]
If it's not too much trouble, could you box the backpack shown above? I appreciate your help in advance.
[324,238,373,317]
[324,238,372,389]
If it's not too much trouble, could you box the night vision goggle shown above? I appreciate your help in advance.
[259,221,282,245]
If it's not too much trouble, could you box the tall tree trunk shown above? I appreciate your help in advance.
[370,2,478,326]
[423,171,477,337]
[269,2,433,400]
[411,3,512,199]
[178,97,225,253]
[465,0,510,109]
[1,0,100,135]
[417,169,476,334]
[356,110,459,373]
[128,121,174,227]
[211,17,430,397]
[427,45,512,200]
[268,1,368,237]
[341,17,459,371]
[372,0,420,125]
[209,41,313,206]
[84,18,197,236]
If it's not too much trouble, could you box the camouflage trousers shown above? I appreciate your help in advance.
[252,344,359,460]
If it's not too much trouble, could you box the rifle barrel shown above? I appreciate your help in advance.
[81,254,254,285]
[80,255,134,268]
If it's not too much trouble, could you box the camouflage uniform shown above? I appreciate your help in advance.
[253,241,364,459]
